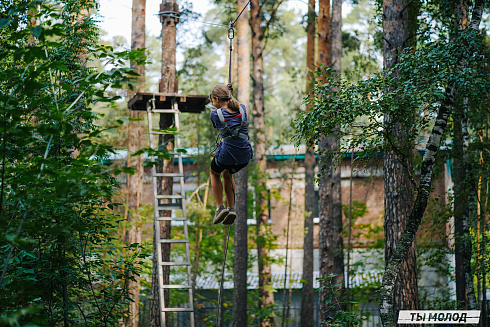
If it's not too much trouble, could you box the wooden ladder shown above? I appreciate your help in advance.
[147,97,195,327]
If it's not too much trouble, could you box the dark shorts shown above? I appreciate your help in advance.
[210,157,249,175]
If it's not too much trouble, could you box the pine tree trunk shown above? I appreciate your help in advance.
[150,1,178,325]
[233,1,250,325]
[318,0,345,323]
[453,1,477,309]
[125,0,146,326]
[300,1,316,326]
[379,2,485,325]
[330,0,344,305]
[250,1,274,325]
[382,0,419,320]
[453,102,470,306]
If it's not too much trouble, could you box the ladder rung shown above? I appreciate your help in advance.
[157,217,186,221]
[159,239,189,243]
[156,205,183,210]
[161,308,193,312]
[161,285,191,289]
[152,173,184,177]
[161,262,190,266]
[150,109,179,114]
[150,131,180,135]
[156,195,185,199]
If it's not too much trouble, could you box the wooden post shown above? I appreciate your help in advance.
[233,0,250,325]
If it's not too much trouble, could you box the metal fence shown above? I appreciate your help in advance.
[164,304,381,327]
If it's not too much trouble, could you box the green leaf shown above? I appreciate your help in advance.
[52,62,69,71]
[0,18,12,29]
[122,167,135,175]
[30,25,42,38]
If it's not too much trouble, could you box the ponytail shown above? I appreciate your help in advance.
[210,84,241,112]
[228,96,240,112]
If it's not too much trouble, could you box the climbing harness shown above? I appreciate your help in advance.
[217,107,249,142]
[210,107,249,158]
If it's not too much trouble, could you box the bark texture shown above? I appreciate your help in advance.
[382,0,419,320]
[125,0,145,326]
[150,1,179,326]
[318,0,345,324]
[233,1,250,325]
[250,1,274,325]
[379,2,485,325]
[453,1,477,310]
[300,0,316,326]
[453,103,471,307]
[317,0,330,73]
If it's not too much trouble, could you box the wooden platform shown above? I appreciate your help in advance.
[128,93,209,113]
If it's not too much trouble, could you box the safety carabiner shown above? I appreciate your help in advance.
[228,24,235,40]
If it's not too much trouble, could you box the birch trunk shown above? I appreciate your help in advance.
[125,0,145,325]
[379,2,485,325]
[300,0,316,326]
[233,0,251,325]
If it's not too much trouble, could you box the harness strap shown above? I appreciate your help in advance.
[216,107,249,142]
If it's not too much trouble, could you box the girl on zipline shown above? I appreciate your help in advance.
[209,84,253,225]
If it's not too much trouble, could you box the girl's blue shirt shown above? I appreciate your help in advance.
[210,104,253,166]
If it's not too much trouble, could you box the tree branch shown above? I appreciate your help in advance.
[262,0,286,36]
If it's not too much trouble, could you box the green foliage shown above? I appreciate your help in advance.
[0,1,147,325]
[317,274,365,327]
[294,29,490,172]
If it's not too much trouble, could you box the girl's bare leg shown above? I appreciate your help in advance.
[223,169,235,208]
[210,168,223,207]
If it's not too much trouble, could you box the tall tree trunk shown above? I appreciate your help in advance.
[382,0,419,320]
[453,0,477,310]
[379,2,486,326]
[316,0,332,324]
[453,101,469,307]
[317,0,345,323]
[233,0,250,325]
[250,1,273,325]
[300,0,316,326]
[125,0,146,326]
[150,1,178,326]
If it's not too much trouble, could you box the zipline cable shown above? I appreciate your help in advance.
[231,0,252,26]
